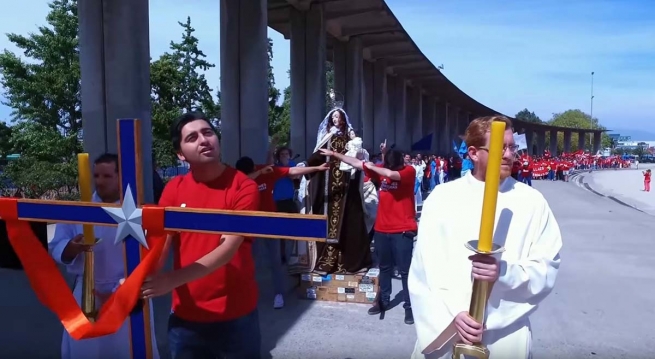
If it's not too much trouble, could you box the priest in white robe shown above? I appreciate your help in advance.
[48,154,160,359]
[409,116,562,359]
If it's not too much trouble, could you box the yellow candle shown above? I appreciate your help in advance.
[477,121,506,252]
[77,153,95,245]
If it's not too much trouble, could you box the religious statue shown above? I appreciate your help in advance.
[289,107,371,275]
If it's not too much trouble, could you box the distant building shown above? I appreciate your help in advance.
[610,132,654,151]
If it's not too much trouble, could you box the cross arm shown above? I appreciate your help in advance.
[0,199,327,242]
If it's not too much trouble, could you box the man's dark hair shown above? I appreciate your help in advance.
[235,156,255,175]
[94,153,119,173]
[170,111,216,151]
[383,149,405,171]
[275,146,293,162]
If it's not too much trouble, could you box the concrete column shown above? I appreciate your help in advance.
[593,132,602,154]
[549,129,558,156]
[455,108,463,137]
[409,86,423,146]
[393,77,409,152]
[578,131,586,151]
[220,0,268,165]
[386,75,397,147]
[362,60,374,150]
[440,102,450,155]
[78,0,153,201]
[525,130,534,155]
[461,112,470,134]
[345,38,363,131]
[333,38,364,132]
[421,96,432,141]
[428,99,438,153]
[536,130,546,156]
[372,60,389,151]
[289,4,326,159]
[563,131,572,153]
[333,42,346,103]
[449,106,458,150]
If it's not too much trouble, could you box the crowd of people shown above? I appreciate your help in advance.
[9,110,571,359]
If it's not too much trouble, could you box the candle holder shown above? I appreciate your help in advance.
[81,239,98,322]
[452,240,505,359]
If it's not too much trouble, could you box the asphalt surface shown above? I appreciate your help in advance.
[1,176,652,358]
[571,164,655,216]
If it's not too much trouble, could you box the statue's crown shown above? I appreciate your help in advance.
[329,90,344,110]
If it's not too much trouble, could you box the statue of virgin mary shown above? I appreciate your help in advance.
[288,107,371,275]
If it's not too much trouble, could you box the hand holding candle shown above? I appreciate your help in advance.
[77,153,95,245]
[477,121,506,252]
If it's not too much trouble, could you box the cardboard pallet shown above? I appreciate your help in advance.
[297,268,379,304]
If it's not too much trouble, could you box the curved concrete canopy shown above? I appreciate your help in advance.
[268,0,602,134]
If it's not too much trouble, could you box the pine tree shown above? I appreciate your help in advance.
[0,0,80,133]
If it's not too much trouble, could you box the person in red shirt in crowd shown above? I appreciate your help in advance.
[520,158,533,186]
[548,158,557,181]
[141,112,262,359]
[643,169,651,192]
[235,157,328,309]
[562,161,571,182]
[319,145,417,325]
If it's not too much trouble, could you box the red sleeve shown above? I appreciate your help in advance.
[232,177,260,211]
[362,162,381,181]
[273,167,290,181]
[158,175,183,207]
[399,165,415,184]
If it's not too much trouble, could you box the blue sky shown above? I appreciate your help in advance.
[0,0,653,135]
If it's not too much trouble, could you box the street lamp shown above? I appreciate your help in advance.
[589,71,595,149]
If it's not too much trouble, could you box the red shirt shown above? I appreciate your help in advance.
[364,165,417,233]
[645,173,651,182]
[159,166,260,322]
[254,165,290,212]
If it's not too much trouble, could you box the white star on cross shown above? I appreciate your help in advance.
[102,185,148,248]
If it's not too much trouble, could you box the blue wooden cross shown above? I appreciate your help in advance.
[10,118,327,359]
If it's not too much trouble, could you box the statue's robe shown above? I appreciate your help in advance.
[0,220,48,270]
[304,133,371,274]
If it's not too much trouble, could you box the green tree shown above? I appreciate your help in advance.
[1,122,78,198]
[0,0,80,133]
[168,17,219,118]
[515,109,542,124]
[150,17,220,169]
[546,109,611,153]
[0,0,81,198]
[325,60,334,110]
[0,122,12,157]
[267,38,287,144]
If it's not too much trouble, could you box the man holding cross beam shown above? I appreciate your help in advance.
[140,112,263,359]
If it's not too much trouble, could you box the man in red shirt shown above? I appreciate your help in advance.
[140,112,262,359]
[235,156,328,309]
[320,147,417,325]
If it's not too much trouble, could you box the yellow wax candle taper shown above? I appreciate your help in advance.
[477,121,506,252]
[77,153,95,245]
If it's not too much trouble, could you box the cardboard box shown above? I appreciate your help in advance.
[298,269,379,304]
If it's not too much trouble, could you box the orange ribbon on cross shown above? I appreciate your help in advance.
[0,198,166,340]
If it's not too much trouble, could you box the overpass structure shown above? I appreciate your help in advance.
[77,0,604,201]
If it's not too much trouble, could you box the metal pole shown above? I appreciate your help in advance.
[590,71,594,149]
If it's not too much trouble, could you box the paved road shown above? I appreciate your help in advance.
[572,164,655,216]
[1,178,652,358]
